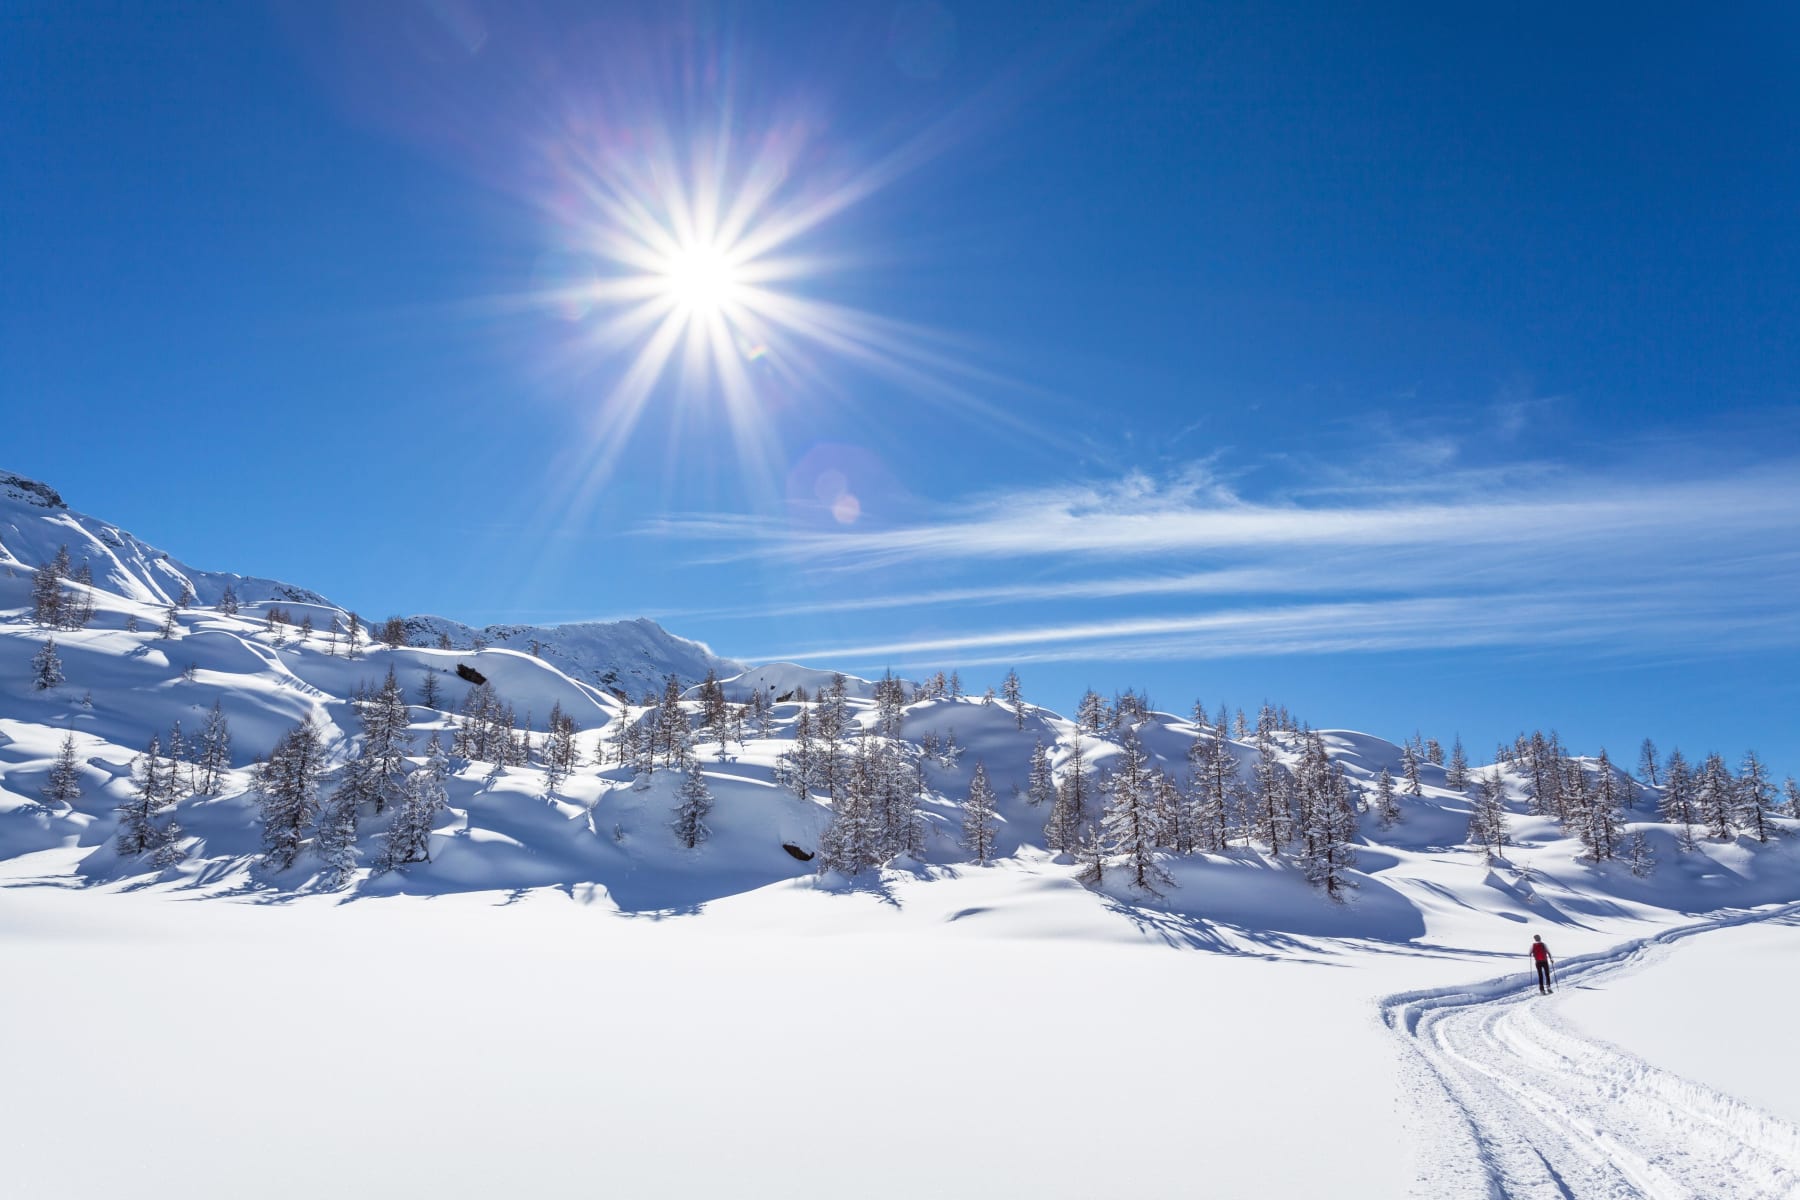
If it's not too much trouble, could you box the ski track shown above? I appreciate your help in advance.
[1383,903,1800,1200]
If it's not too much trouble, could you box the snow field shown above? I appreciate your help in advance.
[1,858,1422,1200]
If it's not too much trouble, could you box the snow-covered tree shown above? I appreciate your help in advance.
[962,761,999,864]
[345,611,363,658]
[42,731,82,808]
[195,700,232,794]
[1445,736,1469,790]
[344,666,413,814]
[255,718,327,871]
[31,639,63,690]
[1045,739,1092,853]
[1785,776,1800,821]
[1374,766,1401,827]
[216,584,239,615]
[1637,738,1660,789]
[314,784,362,890]
[1073,822,1107,887]
[1658,749,1696,844]
[542,702,583,798]
[1250,730,1293,855]
[1625,829,1656,878]
[1737,750,1777,844]
[419,670,442,709]
[376,746,449,871]
[1002,669,1025,728]
[1301,762,1358,900]
[1075,689,1110,735]
[1400,743,1423,798]
[672,761,714,849]
[117,735,184,864]
[1467,770,1509,863]
[31,552,67,626]
[1425,738,1444,767]
[1026,740,1055,808]
[1100,730,1173,895]
[1696,752,1737,841]
[1576,749,1624,862]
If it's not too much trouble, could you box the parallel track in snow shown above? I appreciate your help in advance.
[1382,904,1800,1200]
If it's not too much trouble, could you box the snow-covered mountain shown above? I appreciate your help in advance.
[1,465,1796,927]
[0,469,739,699]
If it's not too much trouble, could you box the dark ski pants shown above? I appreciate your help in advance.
[1535,961,1552,992]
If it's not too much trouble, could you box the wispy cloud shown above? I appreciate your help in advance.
[650,453,1800,666]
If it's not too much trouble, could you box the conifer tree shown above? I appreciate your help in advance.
[1002,669,1025,728]
[158,604,178,640]
[1075,689,1110,735]
[1637,738,1660,789]
[1400,743,1423,798]
[672,760,714,849]
[31,639,63,690]
[1073,822,1108,887]
[1026,740,1055,808]
[1577,749,1624,862]
[1625,829,1656,877]
[42,731,82,808]
[1445,736,1469,790]
[1467,770,1509,862]
[1737,750,1777,844]
[345,612,363,658]
[1375,766,1401,827]
[31,551,66,626]
[345,667,413,814]
[377,745,449,871]
[1100,730,1173,895]
[315,784,362,890]
[1251,730,1293,855]
[419,670,442,709]
[1784,776,1800,821]
[1658,749,1697,847]
[197,700,232,794]
[117,735,184,863]
[255,718,327,871]
[216,584,239,615]
[1425,738,1444,766]
[1045,739,1091,853]
[1302,762,1358,900]
[963,761,999,864]
[1696,752,1737,841]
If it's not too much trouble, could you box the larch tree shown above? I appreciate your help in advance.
[255,718,327,871]
[1467,770,1510,863]
[1301,762,1359,901]
[962,761,1000,864]
[1445,736,1469,790]
[31,639,63,691]
[1026,740,1055,808]
[1784,776,1800,820]
[1374,766,1402,828]
[672,760,714,849]
[1658,749,1698,850]
[1250,730,1293,856]
[1002,669,1025,728]
[1737,751,1778,844]
[42,731,82,808]
[377,744,450,871]
[1696,752,1737,841]
[196,700,232,794]
[1637,738,1660,788]
[1100,729,1172,895]
[1045,738,1092,853]
[1400,743,1424,798]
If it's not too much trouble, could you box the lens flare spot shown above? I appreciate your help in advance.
[831,492,861,524]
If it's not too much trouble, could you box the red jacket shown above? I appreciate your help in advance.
[1531,942,1550,962]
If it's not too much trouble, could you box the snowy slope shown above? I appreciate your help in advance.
[0,470,329,609]
[401,612,739,699]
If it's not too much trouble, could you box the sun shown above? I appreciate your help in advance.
[660,242,741,314]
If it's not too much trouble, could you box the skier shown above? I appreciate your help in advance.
[1529,934,1554,994]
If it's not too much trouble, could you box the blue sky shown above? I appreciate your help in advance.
[5,1,1798,774]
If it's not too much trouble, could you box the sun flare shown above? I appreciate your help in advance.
[661,242,741,314]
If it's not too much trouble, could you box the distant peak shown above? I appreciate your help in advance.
[0,471,66,510]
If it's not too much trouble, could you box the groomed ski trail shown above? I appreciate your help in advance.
[1383,903,1800,1200]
